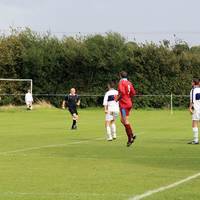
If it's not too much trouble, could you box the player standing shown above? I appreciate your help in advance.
[62,88,80,130]
[188,79,200,144]
[103,81,119,141]
[25,89,33,110]
[117,71,136,147]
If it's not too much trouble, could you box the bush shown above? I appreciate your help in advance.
[0,29,199,108]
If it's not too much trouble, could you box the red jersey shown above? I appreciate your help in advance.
[118,78,136,108]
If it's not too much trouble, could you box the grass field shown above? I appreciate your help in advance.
[0,107,200,200]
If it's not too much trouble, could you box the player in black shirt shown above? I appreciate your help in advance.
[62,88,80,129]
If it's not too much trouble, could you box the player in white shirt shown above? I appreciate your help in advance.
[188,79,200,144]
[25,89,33,110]
[103,81,119,141]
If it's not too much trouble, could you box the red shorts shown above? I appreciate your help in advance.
[120,107,132,118]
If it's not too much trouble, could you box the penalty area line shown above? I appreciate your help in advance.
[0,137,105,155]
[0,191,128,197]
[0,132,143,155]
[129,172,200,200]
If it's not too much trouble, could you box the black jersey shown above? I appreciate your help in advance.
[65,94,80,108]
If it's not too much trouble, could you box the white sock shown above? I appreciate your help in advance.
[193,127,199,143]
[106,126,112,140]
[111,123,116,139]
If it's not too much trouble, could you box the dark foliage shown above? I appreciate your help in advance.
[0,29,199,108]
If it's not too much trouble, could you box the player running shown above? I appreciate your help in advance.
[188,79,200,144]
[117,71,136,147]
[62,88,80,130]
[103,81,119,141]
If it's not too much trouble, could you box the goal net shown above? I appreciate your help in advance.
[0,79,33,106]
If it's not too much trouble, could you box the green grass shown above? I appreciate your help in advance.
[0,108,200,200]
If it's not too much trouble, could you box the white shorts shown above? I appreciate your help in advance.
[192,111,200,121]
[26,101,32,107]
[26,101,32,106]
[105,111,119,121]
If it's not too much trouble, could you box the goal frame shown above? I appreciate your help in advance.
[0,78,33,94]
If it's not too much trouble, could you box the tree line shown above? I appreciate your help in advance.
[0,28,200,108]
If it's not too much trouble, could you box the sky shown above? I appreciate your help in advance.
[0,0,200,45]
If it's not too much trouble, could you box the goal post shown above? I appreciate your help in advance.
[0,78,33,94]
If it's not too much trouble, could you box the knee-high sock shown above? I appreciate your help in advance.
[193,127,199,143]
[106,126,112,140]
[124,124,133,142]
[111,123,116,138]
[72,120,76,127]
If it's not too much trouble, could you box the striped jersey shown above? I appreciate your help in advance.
[103,89,119,112]
[190,86,200,111]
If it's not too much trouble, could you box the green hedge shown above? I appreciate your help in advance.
[0,28,199,108]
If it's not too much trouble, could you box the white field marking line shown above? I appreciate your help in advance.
[0,132,143,156]
[0,137,105,155]
[129,172,200,200]
[0,191,127,197]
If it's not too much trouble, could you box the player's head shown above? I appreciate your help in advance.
[107,81,115,90]
[70,88,76,95]
[192,78,199,86]
[119,71,128,79]
[27,89,31,93]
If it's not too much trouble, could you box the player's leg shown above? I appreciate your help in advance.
[111,112,118,139]
[120,108,136,146]
[105,114,113,141]
[189,120,199,144]
[72,113,78,129]
[120,108,132,141]
[26,102,30,110]
[29,102,33,110]
[188,112,199,144]
[69,108,78,129]
[105,121,112,141]
[26,102,28,109]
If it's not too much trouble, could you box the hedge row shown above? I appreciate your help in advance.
[0,28,199,107]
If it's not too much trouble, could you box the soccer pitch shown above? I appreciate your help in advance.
[0,108,200,200]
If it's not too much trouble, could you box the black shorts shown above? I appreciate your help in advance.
[68,107,78,115]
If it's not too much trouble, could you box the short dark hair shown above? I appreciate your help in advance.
[192,78,199,85]
[108,81,116,89]
[119,71,128,78]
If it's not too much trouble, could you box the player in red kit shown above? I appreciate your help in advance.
[117,71,136,147]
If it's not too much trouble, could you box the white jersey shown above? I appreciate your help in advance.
[25,92,33,103]
[103,89,119,113]
[190,87,200,112]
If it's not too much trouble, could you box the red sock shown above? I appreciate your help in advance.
[124,124,133,142]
